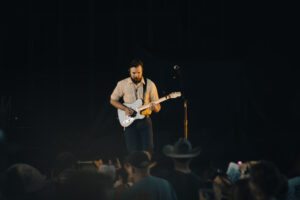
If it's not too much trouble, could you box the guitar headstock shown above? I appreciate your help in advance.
[167,92,182,99]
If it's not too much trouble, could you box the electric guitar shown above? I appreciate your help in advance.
[118,92,181,128]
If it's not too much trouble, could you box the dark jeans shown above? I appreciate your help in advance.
[124,117,154,153]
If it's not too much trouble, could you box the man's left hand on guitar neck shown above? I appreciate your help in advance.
[150,103,161,113]
[141,103,161,115]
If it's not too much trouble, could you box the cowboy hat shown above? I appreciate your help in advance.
[163,138,201,158]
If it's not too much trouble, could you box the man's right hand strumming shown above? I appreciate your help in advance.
[110,98,135,116]
[125,107,135,116]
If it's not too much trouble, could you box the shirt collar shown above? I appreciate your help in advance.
[128,77,145,85]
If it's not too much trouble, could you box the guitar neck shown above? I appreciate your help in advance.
[137,96,169,112]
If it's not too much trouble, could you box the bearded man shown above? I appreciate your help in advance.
[110,59,161,153]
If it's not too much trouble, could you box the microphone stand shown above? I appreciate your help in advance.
[174,66,188,139]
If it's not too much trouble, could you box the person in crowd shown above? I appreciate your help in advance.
[199,181,215,200]
[157,137,204,200]
[229,179,254,200]
[53,152,78,184]
[2,163,56,200]
[286,176,300,200]
[213,173,233,200]
[57,170,114,200]
[121,151,177,200]
[248,160,285,200]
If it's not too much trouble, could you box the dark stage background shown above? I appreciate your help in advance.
[1,0,299,175]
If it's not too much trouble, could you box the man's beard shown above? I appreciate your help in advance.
[131,77,142,84]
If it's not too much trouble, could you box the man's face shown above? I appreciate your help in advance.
[130,65,143,84]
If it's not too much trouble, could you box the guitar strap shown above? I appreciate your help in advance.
[142,77,147,104]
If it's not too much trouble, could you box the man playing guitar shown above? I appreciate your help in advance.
[110,59,161,153]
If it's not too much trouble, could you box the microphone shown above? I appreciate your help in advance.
[173,65,180,71]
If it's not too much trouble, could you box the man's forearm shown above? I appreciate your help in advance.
[153,103,161,113]
[110,99,127,111]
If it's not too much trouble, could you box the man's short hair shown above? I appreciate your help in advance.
[126,151,152,175]
[127,151,151,169]
[129,59,143,69]
[249,160,283,197]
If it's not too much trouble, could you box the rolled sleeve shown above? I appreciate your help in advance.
[111,81,123,101]
[150,81,159,102]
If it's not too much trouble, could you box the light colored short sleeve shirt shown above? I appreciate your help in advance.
[111,77,159,105]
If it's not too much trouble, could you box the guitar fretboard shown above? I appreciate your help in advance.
[137,96,169,112]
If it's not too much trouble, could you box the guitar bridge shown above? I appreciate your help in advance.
[123,118,134,125]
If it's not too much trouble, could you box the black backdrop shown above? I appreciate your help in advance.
[1,0,299,173]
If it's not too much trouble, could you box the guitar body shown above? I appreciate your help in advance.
[117,92,181,128]
[118,99,145,128]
